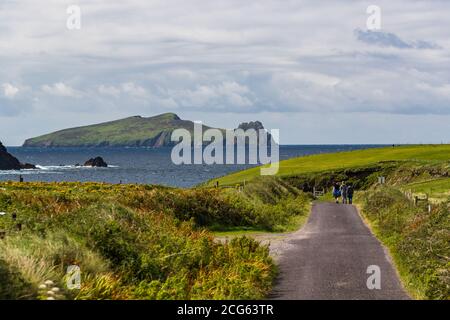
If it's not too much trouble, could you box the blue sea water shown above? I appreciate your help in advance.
[1,145,383,187]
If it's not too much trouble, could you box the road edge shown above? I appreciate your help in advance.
[353,202,413,300]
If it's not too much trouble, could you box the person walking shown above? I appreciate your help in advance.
[347,184,354,204]
[341,182,348,204]
[332,182,341,204]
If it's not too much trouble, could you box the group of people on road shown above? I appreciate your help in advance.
[332,182,354,204]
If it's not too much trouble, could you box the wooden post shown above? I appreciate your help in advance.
[19,175,23,183]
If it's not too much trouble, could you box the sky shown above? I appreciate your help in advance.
[1,0,450,146]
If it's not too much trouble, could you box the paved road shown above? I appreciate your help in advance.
[271,202,410,300]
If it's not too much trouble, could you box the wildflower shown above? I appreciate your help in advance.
[44,280,54,286]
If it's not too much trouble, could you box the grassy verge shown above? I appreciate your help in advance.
[357,187,449,299]
[210,145,450,186]
[0,178,310,300]
[400,178,450,203]
[237,176,312,233]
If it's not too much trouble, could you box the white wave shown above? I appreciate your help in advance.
[35,165,107,170]
[0,164,118,175]
[36,165,76,170]
[0,169,62,175]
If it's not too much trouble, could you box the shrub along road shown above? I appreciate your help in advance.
[270,202,410,300]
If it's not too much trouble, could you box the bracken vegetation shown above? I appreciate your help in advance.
[0,179,309,300]
[1,145,448,300]
[359,187,449,300]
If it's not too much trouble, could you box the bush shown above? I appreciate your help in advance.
[0,182,277,300]
[360,187,449,299]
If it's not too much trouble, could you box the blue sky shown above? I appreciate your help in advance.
[1,0,450,145]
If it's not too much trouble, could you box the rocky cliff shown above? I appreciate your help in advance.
[0,142,37,170]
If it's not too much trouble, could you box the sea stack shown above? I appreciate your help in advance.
[0,141,36,170]
[84,157,108,167]
[0,142,21,170]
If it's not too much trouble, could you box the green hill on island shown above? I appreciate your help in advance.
[23,113,217,148]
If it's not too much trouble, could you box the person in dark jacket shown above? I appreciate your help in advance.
[340,182,348,204]
[347,184,354,204]
[332,182,341,204]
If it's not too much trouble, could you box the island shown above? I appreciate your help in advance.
[22,113,272,148]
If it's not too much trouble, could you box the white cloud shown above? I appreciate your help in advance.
[120,82,149,98]
[98,85,121,97]
[2,83,19,98]
[41,83,81,97]
[97,82,149,99]
[170,81,254,109]
[1,0,450,144]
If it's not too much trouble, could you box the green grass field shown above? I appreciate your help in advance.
[401,178,450,203]
[210,145,450,186]
[210,144,450,300]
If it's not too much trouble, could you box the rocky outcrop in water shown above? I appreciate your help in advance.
[236,121,265,131]
[21,163,37,169]
[0,142,36,170]
[235,121,274,145]
[84,157,108,167]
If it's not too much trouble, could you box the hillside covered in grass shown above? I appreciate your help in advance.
[211,145,450,186]
[0,180,309,300]
[213,145,449,299]
[23,113,218,148]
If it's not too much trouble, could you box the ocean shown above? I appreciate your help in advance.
[1,145,382,187]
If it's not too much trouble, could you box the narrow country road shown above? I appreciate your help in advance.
[270,202,410,300]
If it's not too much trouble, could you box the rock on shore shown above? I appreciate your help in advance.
[0,141,36,170]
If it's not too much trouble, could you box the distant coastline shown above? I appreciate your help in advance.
[1,145,382,187]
